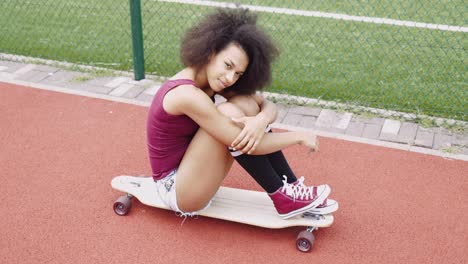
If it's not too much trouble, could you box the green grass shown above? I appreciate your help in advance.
[0,0,133,69]
[210,0,466,26]
[0,0,466,120]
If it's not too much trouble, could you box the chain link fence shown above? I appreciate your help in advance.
[1,0,466,121]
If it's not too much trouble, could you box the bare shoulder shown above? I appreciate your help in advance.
[252,93,266,104]
[164,84,213,115]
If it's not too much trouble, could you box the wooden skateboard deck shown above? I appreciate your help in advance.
[111,175,333,252]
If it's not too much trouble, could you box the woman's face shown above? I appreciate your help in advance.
[205,42,249,93]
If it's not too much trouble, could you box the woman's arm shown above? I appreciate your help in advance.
[254,94,277,125]
[230,94,277,151]
[170,86,315,155]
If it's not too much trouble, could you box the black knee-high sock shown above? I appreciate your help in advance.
[265,129,297,184]
[266,150,298,184]
[229,129,298,192]
[232,152,283,193]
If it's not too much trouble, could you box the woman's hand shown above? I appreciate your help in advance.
[230,113,270,154]
[299,131,320,153]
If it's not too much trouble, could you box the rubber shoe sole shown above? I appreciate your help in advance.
[305,199,339,215]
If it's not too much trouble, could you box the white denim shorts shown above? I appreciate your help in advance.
[155,169,212,217]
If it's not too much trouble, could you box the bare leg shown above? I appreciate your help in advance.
[175,129,234,212]
[175,95,263,212]
[176,95,332,218]
[175,98,249,212]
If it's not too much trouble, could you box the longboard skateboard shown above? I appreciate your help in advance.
[111,175,333,252]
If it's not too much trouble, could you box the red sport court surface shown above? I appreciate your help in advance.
[1,82,467,264]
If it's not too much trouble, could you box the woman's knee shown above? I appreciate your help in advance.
[216,102,245,118]
[227,95,260,116]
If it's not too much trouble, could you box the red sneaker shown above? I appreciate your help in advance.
[268,176,331,219]
[293,176,339,215]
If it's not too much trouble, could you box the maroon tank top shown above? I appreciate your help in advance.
[146,79,200,180]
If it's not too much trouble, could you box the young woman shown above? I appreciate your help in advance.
[147,8,338,219]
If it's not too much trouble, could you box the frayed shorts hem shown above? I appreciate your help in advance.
[155,169,211,217]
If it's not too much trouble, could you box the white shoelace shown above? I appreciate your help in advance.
[280,175,314,200]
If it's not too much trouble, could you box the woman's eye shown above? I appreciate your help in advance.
[225,62,231,69]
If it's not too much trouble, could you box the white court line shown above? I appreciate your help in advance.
[157,0,468,33]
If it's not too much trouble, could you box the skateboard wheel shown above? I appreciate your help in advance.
[296,230,315,252]
[113,195,132,216]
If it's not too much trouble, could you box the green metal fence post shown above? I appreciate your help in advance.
[129,0,145,80]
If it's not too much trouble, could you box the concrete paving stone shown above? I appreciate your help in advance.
[298,116,316,128]
[315,109,337,128]
[321,127,346,134]
[122,86,146,99]
[379,133,411,144]
[381,119,401,135]
[0,66,8,71]
[87,76,117,87]
[396,122,418,144]
[0,72,16,79]
[282,113,302,126]
[105,77,131,88]
[34,65,60,73]
[453,133,467,146]
[0,60,14,68]
[143,85,161,95]
[65,82,114,94]
[275,107,288,123]
[83,85,115,94]
[41,70,81,83]
[56,80,81,89]
[350,115,381,126]
[136,93,155,103]
[14,70,37,81]
[131,79,158,88]
[15,70,50,82]
[462,146,468,155]
[362,123,382,139]
[414,127,434,148]
[365,117,385,126]
[109,83,134,97]
[58,79,109,94]
[345,121,364,137]
[335,112,353,130]
[349,116,369,124]
[288,106,321,116]
[275,103,289,111]
[13,64,36,75]
[433,132,454,150]
[0,61,30,73]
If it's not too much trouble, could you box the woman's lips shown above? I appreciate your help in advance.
[219,79,227,88]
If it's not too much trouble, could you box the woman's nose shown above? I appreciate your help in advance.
[226,71,235,83]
